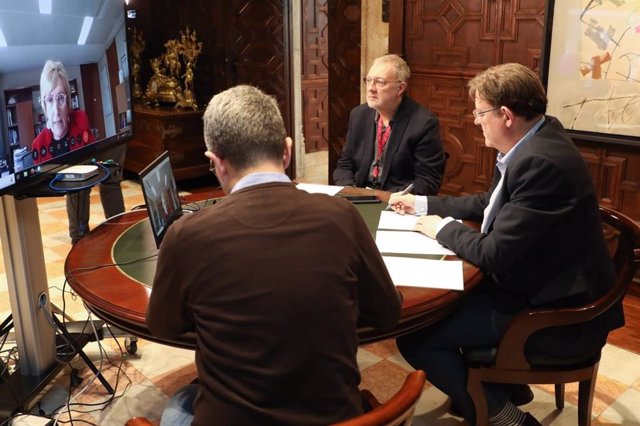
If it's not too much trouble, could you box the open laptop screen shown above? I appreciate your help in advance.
[139,151,183,248]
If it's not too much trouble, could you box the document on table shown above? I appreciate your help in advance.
[383,256,464,290]
[375,230,455,256]
[378,211,462,231]
[377,210,419,230]
[296,183,343,196]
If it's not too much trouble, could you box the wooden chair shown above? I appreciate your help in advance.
[333,370,426,426]
[125,370,426,426]
[125,418,152,426]
[464,206,640,426]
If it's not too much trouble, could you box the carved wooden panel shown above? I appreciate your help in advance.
[302,0,329,80]
[328,0,362,183]
[225,0,292,140]
[302,80,329,152]
[575,139,640,220]
[302,0,329,152]
[396,0,545,195]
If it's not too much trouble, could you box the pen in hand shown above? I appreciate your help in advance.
[385,183,414,210]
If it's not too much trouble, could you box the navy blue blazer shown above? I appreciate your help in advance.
[427,117,623,354]
[333,96,445,195]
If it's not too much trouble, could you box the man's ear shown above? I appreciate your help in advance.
[501,107,515,128]
[282,137,293,169]
[397,81,407,96]
[205,151,226,177]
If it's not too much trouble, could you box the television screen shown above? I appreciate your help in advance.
[0,0,133,196]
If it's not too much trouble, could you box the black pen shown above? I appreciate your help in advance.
[385,183,414,210]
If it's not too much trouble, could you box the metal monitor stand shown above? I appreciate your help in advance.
[0,195,55,376]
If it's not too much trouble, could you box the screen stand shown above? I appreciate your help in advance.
[0,195,55,375]
[0,195,56,418]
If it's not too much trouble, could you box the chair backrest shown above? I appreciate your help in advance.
[493,205,640,369]
[126,371,426,426]
[332,370,426,426]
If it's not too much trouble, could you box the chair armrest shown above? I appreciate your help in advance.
[495,256,636,370]
[333,370,426,426]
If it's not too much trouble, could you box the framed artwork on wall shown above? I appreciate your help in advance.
[540,0,640,145]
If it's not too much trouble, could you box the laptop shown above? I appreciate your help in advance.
[139,151,183,248]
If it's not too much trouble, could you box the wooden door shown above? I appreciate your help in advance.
[16,101,35,148]
[301,0,329,153]
[80,63,106,141]
[327,0,362,184]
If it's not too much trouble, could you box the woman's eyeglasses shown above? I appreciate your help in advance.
[44,93,67,109]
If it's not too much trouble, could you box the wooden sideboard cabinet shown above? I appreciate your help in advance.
[125,104,209,180]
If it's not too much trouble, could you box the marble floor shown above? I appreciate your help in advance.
[1,151,639,425]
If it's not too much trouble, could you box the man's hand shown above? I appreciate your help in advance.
[388,193,416,215]
[414,215,443,239]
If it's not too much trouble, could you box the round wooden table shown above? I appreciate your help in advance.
[65,188,483,348]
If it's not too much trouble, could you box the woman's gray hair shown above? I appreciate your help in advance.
[40,60,72,110]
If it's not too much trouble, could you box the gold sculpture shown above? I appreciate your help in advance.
[129,28,145,100]
[143,27,203,110]
[175,27,203,110]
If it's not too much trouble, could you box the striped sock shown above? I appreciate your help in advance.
[489,401,526,426]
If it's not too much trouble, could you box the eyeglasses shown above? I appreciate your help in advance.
[472,106,500,119]
[44,93,67,109]
[363,77,399,88]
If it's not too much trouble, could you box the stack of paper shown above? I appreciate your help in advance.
[376,211,463,290]
[296,183,343,196]
[382,256,463,290]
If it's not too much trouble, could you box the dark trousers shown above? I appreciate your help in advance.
[396,286,527,424]
[67,145,126,244]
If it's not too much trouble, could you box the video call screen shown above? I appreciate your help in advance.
[0,0,133,195]
[139,151,183,248]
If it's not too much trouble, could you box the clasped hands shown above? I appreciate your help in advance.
[387,193,442,239]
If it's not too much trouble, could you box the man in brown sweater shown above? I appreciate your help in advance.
[146,85,402,426]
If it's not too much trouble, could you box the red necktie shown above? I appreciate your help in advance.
[372,117,391,179]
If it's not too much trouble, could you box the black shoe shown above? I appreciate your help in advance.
[523,412,542,426]
[510,384,534,406]
[449,385,533,416]
[448,400,462,417]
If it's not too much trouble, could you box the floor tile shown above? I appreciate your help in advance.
[599,387,640,424]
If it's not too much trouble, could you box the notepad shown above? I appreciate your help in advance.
[375,230,455,256]
[382,256,464,290]
[296,183,343,195]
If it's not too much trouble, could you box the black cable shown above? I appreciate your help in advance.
[37,288,133,424]
[65,253,159,278]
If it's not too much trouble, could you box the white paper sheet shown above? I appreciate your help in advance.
[377,210,419,230]
[375,230,455,255]
[296,183,343,196]
[382,256,464,290]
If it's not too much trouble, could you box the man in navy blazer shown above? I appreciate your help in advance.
[333,54,445,195]
[389,63,624,426]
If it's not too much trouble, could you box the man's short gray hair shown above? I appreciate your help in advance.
[371,54,410,83]
[203,85,286,171]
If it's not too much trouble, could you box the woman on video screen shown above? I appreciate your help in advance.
[31,59,125,245]
[31,60,95,164]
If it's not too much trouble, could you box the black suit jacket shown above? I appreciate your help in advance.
[333,96,445,195]
[428,116,623,354]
